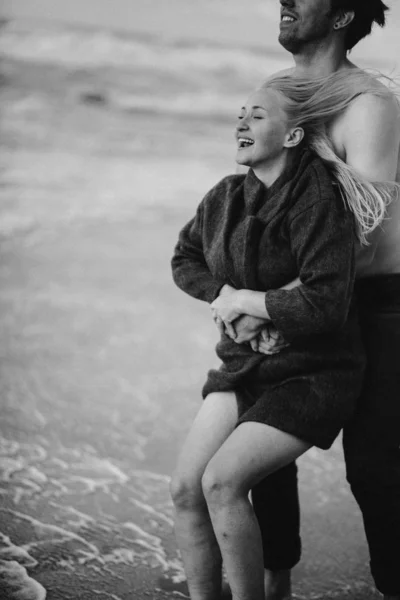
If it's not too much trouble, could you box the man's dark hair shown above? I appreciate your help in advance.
[332,0,389,50]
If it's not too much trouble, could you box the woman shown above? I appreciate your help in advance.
[170,71,396,600]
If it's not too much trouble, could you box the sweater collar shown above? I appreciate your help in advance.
[244,146,314,203]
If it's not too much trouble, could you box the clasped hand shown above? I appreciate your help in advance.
[210,289,243,328]
[210,286,289,355]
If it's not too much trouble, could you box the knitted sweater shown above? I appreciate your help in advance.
[171,148,365,448]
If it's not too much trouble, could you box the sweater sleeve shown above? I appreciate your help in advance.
[264,187,356,340]
[171,199,227,304]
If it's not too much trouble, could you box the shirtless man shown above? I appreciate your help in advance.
[225,1,400,598]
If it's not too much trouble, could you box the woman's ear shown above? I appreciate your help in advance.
[284,127,304,148]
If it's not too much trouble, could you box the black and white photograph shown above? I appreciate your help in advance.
[1,1,400,599]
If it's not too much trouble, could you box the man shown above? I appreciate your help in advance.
[228,1,400,599]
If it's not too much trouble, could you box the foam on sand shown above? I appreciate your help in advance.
[0,560,46,600]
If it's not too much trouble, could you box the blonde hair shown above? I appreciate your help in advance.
[261,69,399,244]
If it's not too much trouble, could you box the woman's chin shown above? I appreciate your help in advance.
[236,154,251,167]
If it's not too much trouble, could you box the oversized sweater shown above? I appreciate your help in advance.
[171,148,365,448]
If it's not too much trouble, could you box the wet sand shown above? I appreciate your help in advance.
[0,17,394,600]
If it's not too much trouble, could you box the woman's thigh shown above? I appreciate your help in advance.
[172,392,239,492]
[204,422,311,496]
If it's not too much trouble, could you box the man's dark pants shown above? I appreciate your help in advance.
[252,274,400,595]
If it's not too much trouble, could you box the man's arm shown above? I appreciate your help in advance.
[230,278,301,343]
[334,92,400,273]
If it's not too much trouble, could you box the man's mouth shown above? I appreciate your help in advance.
[238,137,254,149]
[281,12,297,24]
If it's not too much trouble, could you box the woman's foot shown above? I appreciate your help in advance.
[220,568,291,600]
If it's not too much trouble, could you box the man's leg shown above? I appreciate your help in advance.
[251,464,301,599]
[344,414,400,598]
[345,276,400,599]
[252,463,301,570]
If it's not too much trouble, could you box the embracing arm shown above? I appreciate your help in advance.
[248,194,355,339]
[230,277,301,343]
[213,181,356,340]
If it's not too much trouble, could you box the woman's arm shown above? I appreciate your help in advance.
[171,201,226,304]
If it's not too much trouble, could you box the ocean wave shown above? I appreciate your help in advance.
[0,20,288,78]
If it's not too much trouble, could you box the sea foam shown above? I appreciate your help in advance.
[0,560,46,600]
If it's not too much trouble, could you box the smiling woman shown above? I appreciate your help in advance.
[169,69,397,600]
[236,88,304,187]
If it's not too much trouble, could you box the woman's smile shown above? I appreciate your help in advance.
[237,137,254,150]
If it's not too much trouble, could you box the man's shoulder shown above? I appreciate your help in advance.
[345,84,398,117]
[329,69,400,166]
[335,68,399,127]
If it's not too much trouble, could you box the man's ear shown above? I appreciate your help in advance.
[334,10,355,30]
[284,127,304,148]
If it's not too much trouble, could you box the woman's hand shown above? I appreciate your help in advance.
[251,325,289,355]
[211,288,244,335]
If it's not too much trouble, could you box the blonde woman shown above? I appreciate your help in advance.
[170,70,397,600]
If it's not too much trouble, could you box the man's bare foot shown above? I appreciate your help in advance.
[264,569,292,600]
[220,568,291,600]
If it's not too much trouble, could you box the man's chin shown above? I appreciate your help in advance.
[278,31,301,54]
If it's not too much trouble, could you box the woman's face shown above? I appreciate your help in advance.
[236,88,291,170]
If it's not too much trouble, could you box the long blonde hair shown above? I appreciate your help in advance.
[261,70,399,244]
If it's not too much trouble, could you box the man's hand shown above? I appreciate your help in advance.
[231,315,267,343]
[251,325,289,355]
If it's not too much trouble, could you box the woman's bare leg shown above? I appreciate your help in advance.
[170,392,238,600]
[221,568,291,600]
[202,422,311,600]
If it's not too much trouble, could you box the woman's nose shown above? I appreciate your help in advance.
[236,119,249,132]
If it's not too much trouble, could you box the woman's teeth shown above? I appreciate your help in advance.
[238,138,254,148]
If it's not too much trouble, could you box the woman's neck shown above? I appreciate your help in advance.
[253,152,288,188]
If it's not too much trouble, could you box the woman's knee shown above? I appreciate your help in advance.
[201,460,243,510]
[170,470,205,511]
